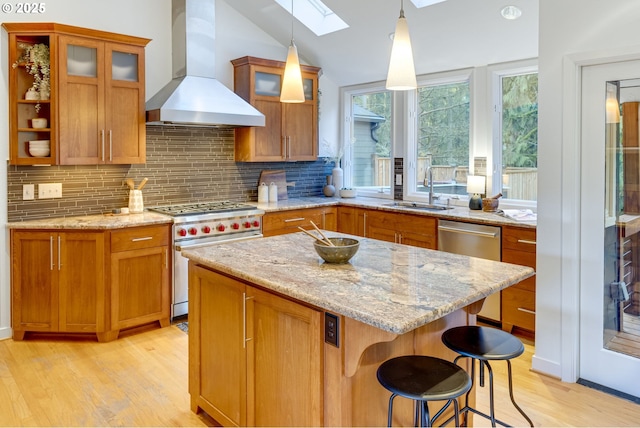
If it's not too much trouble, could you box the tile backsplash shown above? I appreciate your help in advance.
[8,126,332,222]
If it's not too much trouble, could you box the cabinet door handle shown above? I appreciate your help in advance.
[58,235,62,271]
[322,212,326,229]
[287,136,291,158]
[517,307,535,315]
[284,217,305,223]
[50,236,54,270]
[243,293,253,348]
[517,239,537,245]
[438,225,498,238]
[109,130,113,162]
[363,213,367,237]
[282,136,287,160]
[101,130,105,162]
[131,236,153,242]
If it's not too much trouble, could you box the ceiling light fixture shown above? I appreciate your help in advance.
[280,0,305,103]
[500,5,522,20]
[386,0,417,91]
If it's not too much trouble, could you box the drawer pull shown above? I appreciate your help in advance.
[131,236,153,242]
[517,307,536,315]
[284,217,306,223]
[517,239,537,245]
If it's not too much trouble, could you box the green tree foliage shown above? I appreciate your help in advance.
[502,73,538,168]
[417,82,470,166]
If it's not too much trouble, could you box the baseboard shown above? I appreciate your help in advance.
[531,354,562,378]
[0,326,12,341]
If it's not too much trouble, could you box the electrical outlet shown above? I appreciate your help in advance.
[38,183,62,199]
[324,312,339,347]
[23,184,35,200]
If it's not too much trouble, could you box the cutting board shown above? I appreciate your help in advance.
[259,170,289,200]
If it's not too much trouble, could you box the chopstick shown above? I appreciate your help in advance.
[310,221,335,246]
[137,177,149,190]
[298,227,333,246]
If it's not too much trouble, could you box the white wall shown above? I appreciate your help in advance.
[0,0,340,339]
[536,0,640,378]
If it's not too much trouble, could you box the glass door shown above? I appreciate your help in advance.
[580,59,640,398]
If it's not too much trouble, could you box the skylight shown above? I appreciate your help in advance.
[275,0,348,36]
[409,0,447,8]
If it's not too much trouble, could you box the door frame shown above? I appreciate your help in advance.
[561,45,640,384]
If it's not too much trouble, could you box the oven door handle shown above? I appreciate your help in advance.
[175,234,263,251]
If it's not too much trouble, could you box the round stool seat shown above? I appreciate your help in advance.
[377,355,472,402]
[442,325,524,361]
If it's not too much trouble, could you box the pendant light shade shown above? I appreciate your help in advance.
[386,1,417,91]
[280,0,305,103]
[281,41,305,103]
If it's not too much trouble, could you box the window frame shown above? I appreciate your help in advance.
[490,59,538,208]
[340,81,397,200]
[405,68,474,203]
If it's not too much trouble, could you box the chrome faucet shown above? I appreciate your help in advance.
[426,167,434,205]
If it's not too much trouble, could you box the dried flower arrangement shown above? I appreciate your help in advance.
[13,42,50,112]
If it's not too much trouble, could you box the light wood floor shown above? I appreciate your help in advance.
[1,324,640,427]
[606,313,640,358]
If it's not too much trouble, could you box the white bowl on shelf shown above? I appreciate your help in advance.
[28,140,50,157]
[31,118,47,128]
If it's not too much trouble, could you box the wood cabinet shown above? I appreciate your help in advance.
[109,225,171,337]
[365,209,438,249]
[3,23,149,166]
[232,56,321,162]
[337,206,368,236]
[10,224,171,342]
[501,226,537,333]
[263,206,337,237]
[11,230,106,340]
[189,264,322,427]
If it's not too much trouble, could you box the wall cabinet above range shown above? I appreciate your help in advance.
[231,56,321,162]
[3,22,150,166]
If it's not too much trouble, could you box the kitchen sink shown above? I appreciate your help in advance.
[382,202,454,211]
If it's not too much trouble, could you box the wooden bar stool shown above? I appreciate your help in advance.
[441,326,534,427]
[376,355,472,427]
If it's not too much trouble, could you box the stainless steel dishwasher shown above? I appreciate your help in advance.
[437,219,502,322]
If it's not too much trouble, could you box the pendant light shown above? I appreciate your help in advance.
[386,0,417,91]
[280,0,305,103]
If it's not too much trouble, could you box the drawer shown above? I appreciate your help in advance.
[263,208,334,236]
[502,287,535,331]
[502,226,537,253]
[111,225,170,252]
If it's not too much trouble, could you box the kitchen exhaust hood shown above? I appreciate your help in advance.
[146,0,265,127]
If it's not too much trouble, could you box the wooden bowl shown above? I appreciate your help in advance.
[314,238,359,264]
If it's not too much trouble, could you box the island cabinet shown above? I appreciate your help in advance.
[10,223,171,342]
[2,22,149,166]
[108,225,171,338]
[189,264,322,427]
[337,206,367,236]
[262,206,337,237]
[232,56,321,162]
[501,226,537,333]
[11,230,106,340]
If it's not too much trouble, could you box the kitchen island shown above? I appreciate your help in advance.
[182,232,534,427]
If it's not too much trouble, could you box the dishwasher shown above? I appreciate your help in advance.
[437,219,502,322]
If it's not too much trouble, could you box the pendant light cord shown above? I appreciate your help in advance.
[399,0,405,19]
[291,0,295,43]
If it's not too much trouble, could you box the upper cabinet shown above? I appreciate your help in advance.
[3,23,150,166]
[232,56,321,162]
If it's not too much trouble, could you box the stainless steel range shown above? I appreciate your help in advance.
[148,201,264,318]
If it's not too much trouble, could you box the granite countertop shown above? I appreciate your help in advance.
[256,196,537,229]
[182,232,535,334]
[6,212,173,230]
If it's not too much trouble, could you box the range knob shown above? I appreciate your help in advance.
[217,224,226,232]
[202,225,211,234]
[188,227,198,236]
[231,222,240,230]
[252,220,260,227]
[177,228,188,237]
[243,221,252,229]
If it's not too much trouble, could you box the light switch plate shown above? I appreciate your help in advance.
[38,183,62,199]
[23,184,34,200]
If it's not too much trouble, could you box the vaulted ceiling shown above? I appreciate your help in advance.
[222,0,539,87]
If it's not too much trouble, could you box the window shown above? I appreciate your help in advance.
[410,74,470,198]
[496,71,538,201]
[342,84,394,197]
